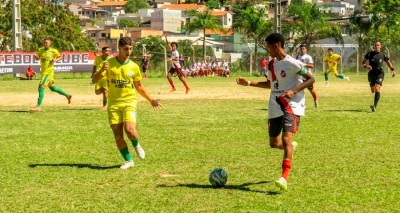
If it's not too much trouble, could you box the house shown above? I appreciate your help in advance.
[86,27,127,41]
[151,10,183,33]
[96,1,127,14]
[319,1,355,17]
[68,3,108,20]
[210,10,233,28]
[159,3,206,12]
[130,29,164,41]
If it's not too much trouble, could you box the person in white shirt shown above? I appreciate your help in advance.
[165,34,190,94]
[296,44,318,107]
[236,33,315,192]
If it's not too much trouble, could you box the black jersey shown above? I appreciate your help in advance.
[364,51,389,71]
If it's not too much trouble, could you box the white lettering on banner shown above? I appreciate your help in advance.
[0,68,13,73]
[54,66,73,72]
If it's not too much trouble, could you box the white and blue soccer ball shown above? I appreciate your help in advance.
[209,168,228,187]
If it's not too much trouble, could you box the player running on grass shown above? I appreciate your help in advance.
[296,44,318,107]
[30,38,72,112]
[165,34,190,94]
[362,41,396,112]
[236,33,315,191]
[92,37,162,169]
[92,46,111,111]
[323,48,350,87]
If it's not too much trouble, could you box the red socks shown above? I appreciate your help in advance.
[312,93,317,101]
[281,159,292,181]
[168,79,175,88]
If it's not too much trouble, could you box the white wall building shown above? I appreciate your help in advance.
[151,9,183,33]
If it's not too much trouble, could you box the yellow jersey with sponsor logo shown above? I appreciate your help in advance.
[94,55,109,80]
[105,57,142,106]
[324,53,340,70]
[37,47,61,75]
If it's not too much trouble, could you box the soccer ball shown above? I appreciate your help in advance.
[209,168,228,187]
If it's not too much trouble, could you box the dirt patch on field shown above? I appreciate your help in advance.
[0,89,268,107]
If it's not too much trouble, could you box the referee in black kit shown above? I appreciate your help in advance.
[362,41,396,112]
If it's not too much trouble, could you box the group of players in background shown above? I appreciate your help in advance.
[29,33,396,191]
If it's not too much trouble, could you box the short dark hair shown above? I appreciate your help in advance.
[102,46,110,51]
[171,42,178,48]
[265,33,285,48]
[119,37,133,46]
[327,48,333,51]
[44,37,51,42]
[299,44,306,48]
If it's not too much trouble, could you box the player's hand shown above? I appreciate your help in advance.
[150,99,162,110]
[102,61,109,71]
[366,65,372,70]
[236,77,248,86]
[392,71,396,77]
[34,55,40,60]
[281,90,295,99]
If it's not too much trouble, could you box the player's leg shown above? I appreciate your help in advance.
[177,68,190,94]
[123,104,145,159]
[308,85,318,107]
[324,70,329,87]
[31,74,49,112]
[167,68,176,92]
[109,106,134,169]
[102,89,108,110]
[48,74,72,104]
[334,71,350,82]
[370,72,384,112]
[275,114,300,191]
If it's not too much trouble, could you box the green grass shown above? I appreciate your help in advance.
[1,75,400,212]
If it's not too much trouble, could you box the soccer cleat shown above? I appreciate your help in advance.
[120,160,134,169]
[67,95,72,104]
[292,141,298,151]
[275,177,288,191]
[185,88,190,94]
[169,88,176,93]
[324,82,329,87]
[370,105,376,112]
[30,106,41,112]
[345,76,351,82]
[134,144,145,159]
[314,100,319,108]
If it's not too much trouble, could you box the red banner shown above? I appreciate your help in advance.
[0,51,117,75]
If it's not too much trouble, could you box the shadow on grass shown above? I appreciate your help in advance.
[326,109,365,112]
[63,108,97,111]
[258,108,268,111]
[0,110,30,113]
[157,181,281,195]
[28,163,120,170]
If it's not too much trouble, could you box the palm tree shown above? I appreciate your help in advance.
[232,5,273,70]
[282,1,344,53]
[184,9,225,60]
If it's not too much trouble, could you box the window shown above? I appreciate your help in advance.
[216,46,220,52]
[101,33,106,38]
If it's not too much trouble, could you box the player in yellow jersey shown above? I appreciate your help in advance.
[92,46,111,111]
[30,38,72,112]
[323,48,350,87]
[92,37,162,169]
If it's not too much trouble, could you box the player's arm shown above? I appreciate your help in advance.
[92,61,108,83]
[281,67,315,99]
[92,65,97,77]
[361,58,372,70]
[305,62,314,69]
[53,55,62,63]
[133,81,162,110]
[236,77,271,89]
[385,60,395,77]
[164,34,172,50]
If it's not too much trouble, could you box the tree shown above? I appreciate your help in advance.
[0,0,95,51]
[363,0,400,30]
[184,9,225,60]
[204,0,221,9]
[232,5,273,70]
[282,1,343,53]
[119,19,137,28]
[124,0,149,13]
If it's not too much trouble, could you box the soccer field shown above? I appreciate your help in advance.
[1,75,400,212]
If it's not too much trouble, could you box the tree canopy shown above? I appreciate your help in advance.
[124,0,149,13]
[0,0,95,52]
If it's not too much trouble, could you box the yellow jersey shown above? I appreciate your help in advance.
[94,55,109,80]
[105,57,142,106]
[324,53,340,70]
[37,47,61,75]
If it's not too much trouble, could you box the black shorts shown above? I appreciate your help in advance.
[168,67,184,77]
[268,114,300,137]
[142,66,147,72]
[368,70,384,87]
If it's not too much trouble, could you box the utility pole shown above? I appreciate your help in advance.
[12,0,23,51]
[274,0,282,34]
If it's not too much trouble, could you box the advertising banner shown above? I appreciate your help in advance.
[0,51,114,75]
